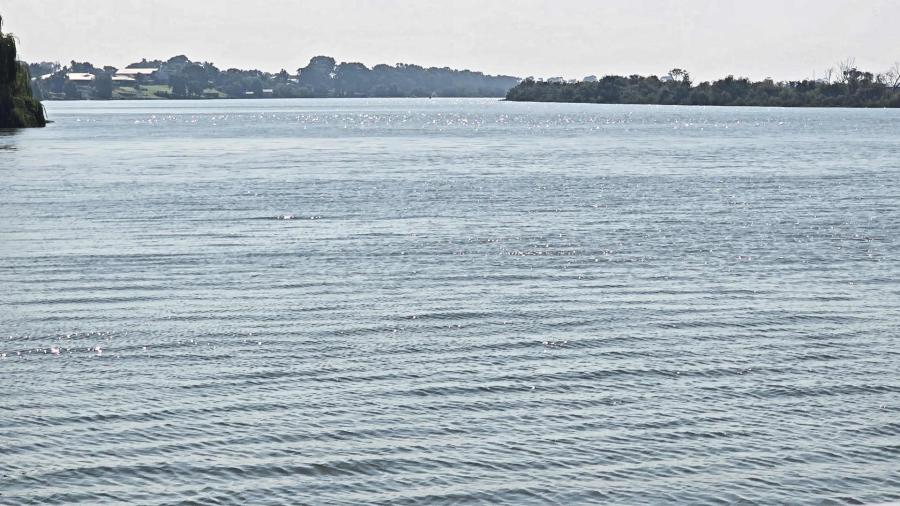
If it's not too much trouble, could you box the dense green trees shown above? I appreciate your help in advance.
[0,14,46,127]
[39,50,900,107]
[169,74,187,97]
[93,72,113,99]
[298,56,337,96]
[63,80,80,100]
[286,56,520,98]
[181,64,209,97]
[506,67,900,108]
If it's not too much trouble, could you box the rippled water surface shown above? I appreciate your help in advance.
[2,99,899,504]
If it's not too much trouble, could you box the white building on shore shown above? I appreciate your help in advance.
[66,72,95,84]
[113,67,165,83]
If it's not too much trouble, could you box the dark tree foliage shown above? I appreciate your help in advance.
[169,74,187,97]
[0,14,46,127]
[28,61,59,80]
[93,72,113,99]
[506,68,900,108]
[181,64,209,97]
[298,56,337,96]
[126,57,164,68]
[63,80,80,100]
[285,56,518,97]
[29,77,42,100]
[69,60,97,73]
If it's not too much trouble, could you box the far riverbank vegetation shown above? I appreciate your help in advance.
[25,51,900,108]
[506,59,900,108]
[29,55,519,101]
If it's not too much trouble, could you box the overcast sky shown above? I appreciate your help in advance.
[3,0,898,81]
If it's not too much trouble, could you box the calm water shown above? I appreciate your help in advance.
[2,98,899,504]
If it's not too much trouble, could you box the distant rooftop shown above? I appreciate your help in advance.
[66,73,95,82]
[116,68,159,76]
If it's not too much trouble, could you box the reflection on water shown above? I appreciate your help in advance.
[1,99,899,504]
[0,128,20,150]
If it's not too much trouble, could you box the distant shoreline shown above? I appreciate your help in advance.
[505,68,900,108]
[41,94,507,102]
[30,55,519,102]
[42,97,899,110]
[499,98,900,109]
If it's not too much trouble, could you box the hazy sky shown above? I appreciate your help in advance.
[3,0,898,81]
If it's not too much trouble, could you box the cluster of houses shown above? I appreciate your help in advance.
[31,65,166,99]
[35,62,278,99]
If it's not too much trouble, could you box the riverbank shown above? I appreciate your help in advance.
[506,71,900,108]
[31,54,519,102]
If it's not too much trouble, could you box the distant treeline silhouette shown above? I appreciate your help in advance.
[506,64,900,108]
[0,14,45,127]
[30,54,520,100]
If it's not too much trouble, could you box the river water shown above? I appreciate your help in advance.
[1,99,899,504]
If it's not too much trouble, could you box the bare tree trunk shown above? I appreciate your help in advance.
[891,62,900,90]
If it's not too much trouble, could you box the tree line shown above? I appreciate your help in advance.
[506,62,900,108]
[29,54,520,100]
